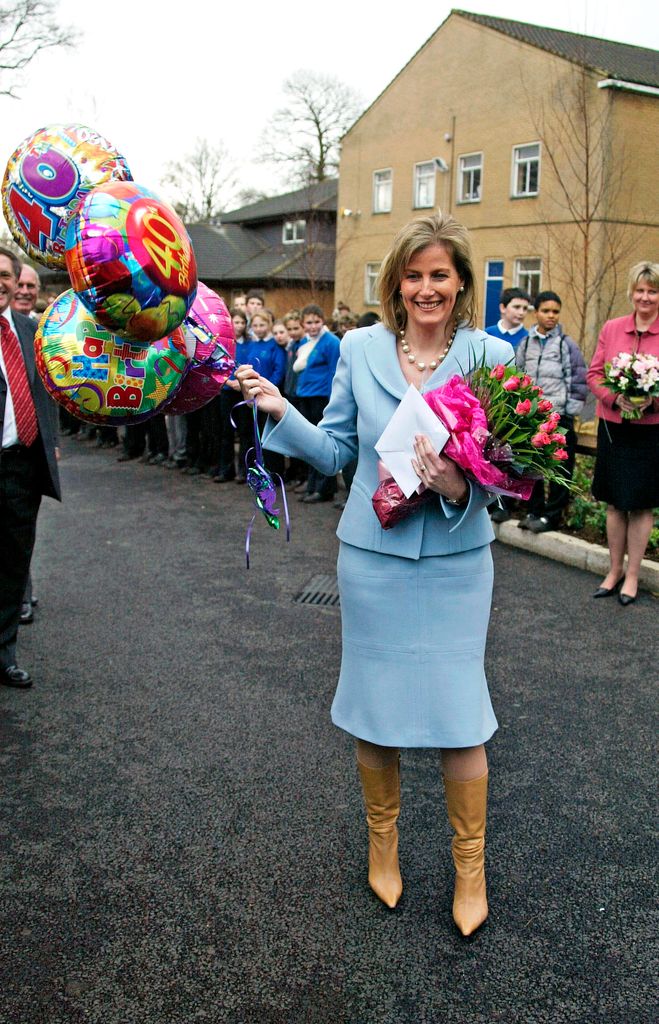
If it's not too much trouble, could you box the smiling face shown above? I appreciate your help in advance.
[13,265,40,315]
[399,244,463,336]
[632,277,659,322]
[0,254,18,315]
[285,318,304,341]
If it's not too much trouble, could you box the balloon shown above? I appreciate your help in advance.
[163,282,236,415]
[2,124,132,269]
[65,181,197,345]
[35,290,189,425]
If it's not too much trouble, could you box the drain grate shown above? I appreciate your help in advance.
[294,574,340,607]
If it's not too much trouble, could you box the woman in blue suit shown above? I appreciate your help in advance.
[237,214,513,936]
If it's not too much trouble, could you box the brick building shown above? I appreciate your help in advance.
[335,10,659,356]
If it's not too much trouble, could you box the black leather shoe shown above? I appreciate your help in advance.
[19,602,33,625]
[618,591,637,606]
[1,665,32,688]
[528,516,556,533]
[490,507,510,524]
[214,472,236,483]
[302,492,327,504]
[518,514,538,530]
[593,576,625,598]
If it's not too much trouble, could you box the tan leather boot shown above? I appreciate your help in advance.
[357,758,403,908]
[443,771,489,936]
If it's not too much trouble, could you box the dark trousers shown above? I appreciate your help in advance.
[0,447,41,668]
[526,415,577,524]
[283,395,308,483]
[298,395,336,499]
[210,389,241,478]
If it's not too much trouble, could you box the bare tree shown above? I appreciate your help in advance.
[0,0,75,97]
[521,64,639,357]
[262,71,363,187]
[161,138,237,223]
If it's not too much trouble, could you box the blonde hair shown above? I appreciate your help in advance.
[378,212,477,334]
[627,261,659,300]
[250,309,273,328]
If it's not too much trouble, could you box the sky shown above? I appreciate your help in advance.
[1,0,657,211]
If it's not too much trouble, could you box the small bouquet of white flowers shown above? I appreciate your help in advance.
[602,352,659,419]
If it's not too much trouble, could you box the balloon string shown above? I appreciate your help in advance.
[231,397,291,568]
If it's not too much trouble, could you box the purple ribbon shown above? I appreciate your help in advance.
[231,399,291,568]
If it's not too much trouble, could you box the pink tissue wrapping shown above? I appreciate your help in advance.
[423,376,536,500]
[372,474,432,529]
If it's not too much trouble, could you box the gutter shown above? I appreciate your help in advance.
[597,78,659,97]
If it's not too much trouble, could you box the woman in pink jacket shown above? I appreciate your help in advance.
[586,262,659,605]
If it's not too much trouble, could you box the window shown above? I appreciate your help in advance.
[373,169,392,213]
[414,161,435,208]
[282,219,306,244]
[365,262,381,305]
[458,153,482,203]
[484,260,504,328]
[512,143,540,197]
[514,258,542,299]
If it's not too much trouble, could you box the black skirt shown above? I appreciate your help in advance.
[592,419,659,510]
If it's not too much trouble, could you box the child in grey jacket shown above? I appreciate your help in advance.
[515,291,587,532]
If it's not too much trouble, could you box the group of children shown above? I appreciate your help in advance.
[486,287,588,531]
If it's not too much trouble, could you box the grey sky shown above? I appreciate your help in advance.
[1,0,656,209]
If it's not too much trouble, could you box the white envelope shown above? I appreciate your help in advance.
[375,384,450,498]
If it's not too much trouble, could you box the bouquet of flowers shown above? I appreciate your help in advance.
[372,363,575,530]
[601,351,659,419]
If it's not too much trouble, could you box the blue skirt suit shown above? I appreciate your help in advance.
[263,323,515,748]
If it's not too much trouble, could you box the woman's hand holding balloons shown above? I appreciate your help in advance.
[235,365,287,421]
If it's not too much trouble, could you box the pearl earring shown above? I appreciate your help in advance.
[459,286,465,292]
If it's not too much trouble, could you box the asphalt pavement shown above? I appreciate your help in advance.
[1,437,656,1024]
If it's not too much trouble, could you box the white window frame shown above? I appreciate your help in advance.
[511,143,540,198]
[364,262,381,305]
[372,168,393,213]
[413,160,436,208]
[514,258,542,299]
[457,152,483,204]
[282,219,306,244]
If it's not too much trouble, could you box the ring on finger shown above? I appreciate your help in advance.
[419,463,426,472]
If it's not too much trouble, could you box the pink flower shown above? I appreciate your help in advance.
[502,376,521,391]
[489,364,506,380]
[552,448,569,460]
[515,399,532,415]
[539,412,561,432]
[531,433,553,447]
[532,385,544,394]
[550,433,566,444]
[520,374,533,387]
[537,399,553,412]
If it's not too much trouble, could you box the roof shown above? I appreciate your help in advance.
[455,11,659,88]
[221,179,338,224]
[186,221,335,286]
[346,10,659,136]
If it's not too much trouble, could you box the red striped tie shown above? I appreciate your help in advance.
[1,316,38,447]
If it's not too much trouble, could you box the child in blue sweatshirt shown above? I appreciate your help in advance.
[294,304,341,503]
[234,309,286,481]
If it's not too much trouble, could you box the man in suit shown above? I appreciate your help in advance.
[0,246,61,688]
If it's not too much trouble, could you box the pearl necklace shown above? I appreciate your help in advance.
[399,323,458,371]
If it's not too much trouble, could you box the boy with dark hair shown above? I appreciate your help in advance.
[514,290,587,532]
[486,287,530,348]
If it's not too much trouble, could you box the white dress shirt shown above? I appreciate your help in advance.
[0,308,20,447]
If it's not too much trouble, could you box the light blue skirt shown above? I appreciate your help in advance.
[331,542,497,748]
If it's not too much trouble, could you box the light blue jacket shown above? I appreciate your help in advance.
[263,322,514,560]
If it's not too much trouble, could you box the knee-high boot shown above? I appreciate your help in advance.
[443,771,488,936]
[357,758,403,909]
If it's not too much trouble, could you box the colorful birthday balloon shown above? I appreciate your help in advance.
[163,282,236,415]
[2,124,132,269]
[35,290,189,425]
[65,181,197,346]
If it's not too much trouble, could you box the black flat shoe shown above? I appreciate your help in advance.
[618,591,637,606]
[593,576,625,598]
